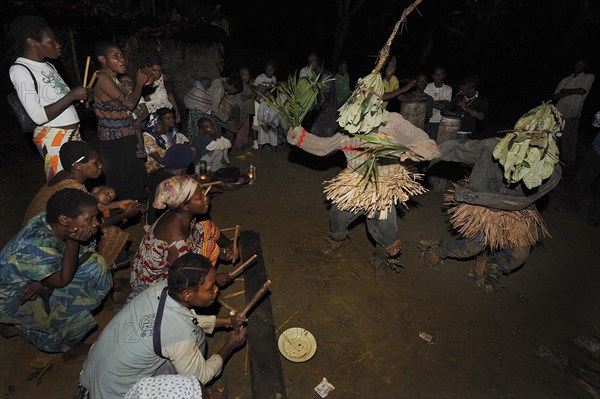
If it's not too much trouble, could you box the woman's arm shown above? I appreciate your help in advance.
[42,224,96,288]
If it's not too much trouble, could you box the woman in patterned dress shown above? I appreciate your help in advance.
[130,175,237,289]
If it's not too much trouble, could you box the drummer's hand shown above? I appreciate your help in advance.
[226,326,246,349]
[230,314,248,328]
[220,246,238,262]
[216,272,233,287]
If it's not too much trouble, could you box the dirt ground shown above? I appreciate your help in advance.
[1,129,599,399]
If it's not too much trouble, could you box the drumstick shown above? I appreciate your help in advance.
[228,254,257,278]
[204,185,212,195]
[82,56,91,87]
[239,280,271,318]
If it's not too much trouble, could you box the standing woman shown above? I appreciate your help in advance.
[93,41,155,201]
[9,15,90,180]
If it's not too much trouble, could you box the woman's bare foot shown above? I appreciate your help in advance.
[62,342,91,364]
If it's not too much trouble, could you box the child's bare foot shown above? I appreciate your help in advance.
[62,342,91,364]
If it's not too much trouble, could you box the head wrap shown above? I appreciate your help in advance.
[153,175,198,209]
[162,144,193,169]
[146,54,162,67]
[124,375,202,399]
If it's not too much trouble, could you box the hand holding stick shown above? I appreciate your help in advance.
[239,279,271,318]
[228,254,257,278]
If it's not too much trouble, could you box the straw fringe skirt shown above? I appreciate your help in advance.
[444,182,550,250]
[324,165,426,220]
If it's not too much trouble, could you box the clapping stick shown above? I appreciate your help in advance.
[82,56,91,87]
[239,279,271,318]
[86,72,97,89]
[228,254,257,278]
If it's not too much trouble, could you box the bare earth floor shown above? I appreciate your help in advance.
[1,138,598,399]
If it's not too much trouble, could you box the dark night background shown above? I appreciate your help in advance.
[2,0,599,139]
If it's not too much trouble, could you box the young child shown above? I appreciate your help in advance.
[252,61,277,149]
[191,118,231,172]
[195,77,212,91]
[119,75,149,158]
[257,90,281,153]
[238,67,254,150]
[90,185,140,225]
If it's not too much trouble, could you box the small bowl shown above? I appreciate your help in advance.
[278,327,317,362]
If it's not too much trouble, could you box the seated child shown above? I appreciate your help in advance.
[90,185,140,225]
[118,75,150,159]
[191,118,231,172]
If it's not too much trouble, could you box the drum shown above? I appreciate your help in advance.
[437,116,461,144]
[400,101,427,129]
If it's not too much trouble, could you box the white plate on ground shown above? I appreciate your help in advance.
[278,327,317,362]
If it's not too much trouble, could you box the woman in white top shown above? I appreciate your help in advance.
[9,16,90,180]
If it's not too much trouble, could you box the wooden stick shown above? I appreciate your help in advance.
[222,289,245,300]
[277,310,299,331]
[228,254,257,278]
[204,185,212,195]
[239,280,271,318]
[199,181,223,188]
[83,56,91,87]
[218,300,238,314]
[232,225,241,265]
[220,227,236,232]
[86,72,97,89]
[244,342,250,376]
[233,225,240,248]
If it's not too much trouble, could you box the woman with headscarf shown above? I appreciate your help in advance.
[130,175,237,289]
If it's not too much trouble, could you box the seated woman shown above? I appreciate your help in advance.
[0,189,112,362]
[79,253,246,399]
[23,141,141,268]
[131,175,237,289]
[144,107,189,174]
